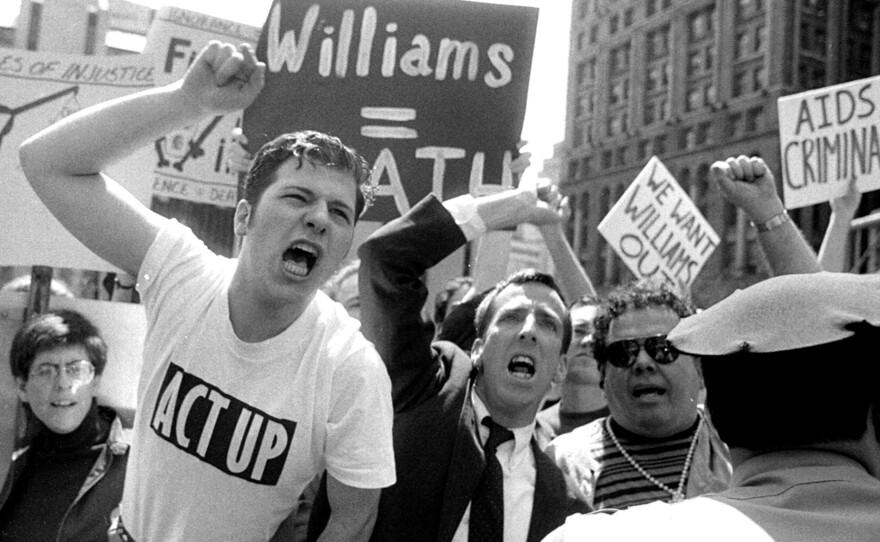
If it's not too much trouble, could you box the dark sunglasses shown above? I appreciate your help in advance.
[605,335,680,368]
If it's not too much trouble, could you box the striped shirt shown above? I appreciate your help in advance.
[593,417,700,510]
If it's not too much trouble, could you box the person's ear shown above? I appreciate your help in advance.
[695,356,705,390]
[552,355,568,384]
[234,199,252,237]
[471,338,485,374]
[15,377,28,404]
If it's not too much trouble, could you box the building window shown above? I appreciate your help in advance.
[615,146,627,166]
[607,112,628,137]
[609,79,629,105]
[26,2,43,51]
[646,0,657,16]
[638,139,652,159]
[688,7,714,43]
[752,66,765,92]
[697,121,713,146]
[602,151,613,169]
[746,106,763,132]
[84,11,99,55]
[643,96,669,125]
[609,43,631,75]
[647,26,670,60]
[729,112,743,137]
[624,8,634,28]
[610,15,619,35]
[581,157,593,177]
[737,0,764,20]
[590,24,599,44]
[798,59,826,89]
[579,0,593,19]
[654,134,667,155]
[687,86,703,111]
[645,62,670,91]
[735,31,750,60]
[802,0,827,17]
[680,126,697,150]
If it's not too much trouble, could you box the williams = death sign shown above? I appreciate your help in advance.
[778,74,880,209]
[243,0,538,223]
[598,157,720,291]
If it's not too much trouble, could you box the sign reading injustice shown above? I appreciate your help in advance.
[778,74,880,209]
[598,157,720,292]
[0,48,154,271]
[244,0,538,222]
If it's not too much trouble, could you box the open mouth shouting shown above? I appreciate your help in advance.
[283,241,320,277]
[508,354,536,380]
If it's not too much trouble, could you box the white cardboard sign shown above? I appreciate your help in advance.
[598,157,720,291]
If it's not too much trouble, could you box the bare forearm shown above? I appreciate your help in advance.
[20,82,202,177]
[539,223,596,303]
[757,222,821,276]
[818,212,853,272]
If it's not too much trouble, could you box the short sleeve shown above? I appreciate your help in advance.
[324,346,396,488]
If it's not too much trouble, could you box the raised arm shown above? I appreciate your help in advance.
[358,186,563,411]
[710,155,820,276]
[818,179,861,272]
[19,41,265,276]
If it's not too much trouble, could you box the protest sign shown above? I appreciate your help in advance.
[778,74,880,209]
[0,48,154,271]
[141,7,261,207]
[598,157,720,291]
[244,0,538,223]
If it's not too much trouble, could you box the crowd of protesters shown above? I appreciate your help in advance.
[1,40,878,542]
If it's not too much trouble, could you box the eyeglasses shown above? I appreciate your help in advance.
[604,335,680,369]
[29,360,96,384]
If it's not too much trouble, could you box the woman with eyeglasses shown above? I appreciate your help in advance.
[0,309,128,541]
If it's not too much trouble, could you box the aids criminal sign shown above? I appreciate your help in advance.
[778,74,880,209]
[243,0,539,222]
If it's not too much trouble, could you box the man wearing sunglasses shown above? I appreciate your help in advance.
[546,280,730,511]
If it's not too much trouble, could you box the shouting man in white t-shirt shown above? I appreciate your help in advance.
[19,41,395,542]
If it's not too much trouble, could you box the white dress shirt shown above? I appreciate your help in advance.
[452,395,537,542]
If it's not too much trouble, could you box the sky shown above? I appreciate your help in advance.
[0,0,572,182]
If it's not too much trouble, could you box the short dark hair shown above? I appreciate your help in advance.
[592,279,696,369]
[474,269,571,353]
[243,131,374,222]
[434,276,474,325]
[701,324,880,449]
[10,309,108,380]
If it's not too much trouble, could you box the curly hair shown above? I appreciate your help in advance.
[592,279,696,368]
[243,131,375,221]
[10,309,108,380]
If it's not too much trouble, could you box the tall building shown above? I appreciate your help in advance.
[558,0,880,304]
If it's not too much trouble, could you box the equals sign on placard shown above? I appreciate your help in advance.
[360,107,418,139]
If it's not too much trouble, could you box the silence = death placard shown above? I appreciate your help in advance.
[598,157,720,292]
[778,73,880,209]
[244,0,538,223]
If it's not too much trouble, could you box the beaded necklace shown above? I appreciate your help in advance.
[605,411,704,503]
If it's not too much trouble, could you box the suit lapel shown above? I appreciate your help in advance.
[437,381,484,542]
[526,439,568,542]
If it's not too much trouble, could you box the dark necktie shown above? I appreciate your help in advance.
[469,417,514,542]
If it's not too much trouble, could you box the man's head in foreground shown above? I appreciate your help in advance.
[668,272,880,469]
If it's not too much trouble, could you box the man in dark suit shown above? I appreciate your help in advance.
[357,183,589,542]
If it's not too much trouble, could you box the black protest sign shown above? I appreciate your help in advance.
[243,0,538,222]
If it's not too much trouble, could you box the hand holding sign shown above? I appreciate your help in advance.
[711,155,784,224]
[180,41,266,118]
